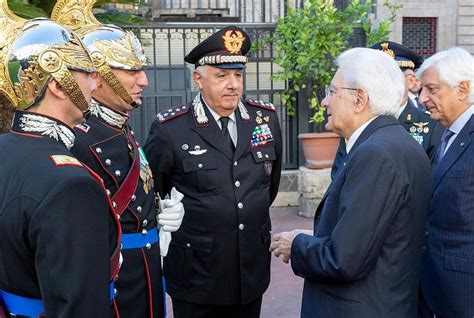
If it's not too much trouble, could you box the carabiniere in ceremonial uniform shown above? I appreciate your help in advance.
[51,1,166,316]
[0,10,121,317]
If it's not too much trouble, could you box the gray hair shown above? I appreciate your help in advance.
[336,48,405,116]
[195,65,208,77]
[417,47,474,105]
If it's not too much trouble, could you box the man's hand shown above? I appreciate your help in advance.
[270,229,313,264]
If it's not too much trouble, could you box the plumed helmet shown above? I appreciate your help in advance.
[0,0,95,115]
[52,0,147,108]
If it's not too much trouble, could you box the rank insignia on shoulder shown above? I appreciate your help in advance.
[406,114,412,122]
[246,99,276,112]
[50,155,83,167]
[156,104,190,123]
[75,123,90,133]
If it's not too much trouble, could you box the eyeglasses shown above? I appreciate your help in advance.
[324,85,358,98]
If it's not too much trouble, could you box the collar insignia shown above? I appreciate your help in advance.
[16,112,75,149]
[90,100,128,129]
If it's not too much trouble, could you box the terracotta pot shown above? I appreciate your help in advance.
[298,132,340,169]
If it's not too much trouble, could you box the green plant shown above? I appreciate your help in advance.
[270,0,400,127]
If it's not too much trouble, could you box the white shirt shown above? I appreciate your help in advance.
[408,91,418,108]
[395,101,408,120]
[444,105,474,155]
[204,101,238,146]
[346,116,379,154]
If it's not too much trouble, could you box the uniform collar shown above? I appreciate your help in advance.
[11,110,76,150]
[90,99,129,129]
[192,92,250,126]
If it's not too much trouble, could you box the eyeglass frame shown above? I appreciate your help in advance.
[324,85,358,98]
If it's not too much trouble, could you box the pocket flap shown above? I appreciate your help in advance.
[182,156,218,173]
[443,253,474,274]
[171,231,214,253]
[251,147,276,163]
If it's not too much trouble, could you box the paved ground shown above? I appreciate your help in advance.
[165,206,313,317]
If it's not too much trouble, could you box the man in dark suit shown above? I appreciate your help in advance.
[144,26,282,318]
[51,1,185,316]
[270,48,432,317]
[417,47,474,318]
[331,42,443,180]
[0,14,121,317]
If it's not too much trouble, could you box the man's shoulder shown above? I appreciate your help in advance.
[155,104,192,124]
[245,99,276,112]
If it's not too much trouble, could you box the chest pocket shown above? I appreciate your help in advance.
[251,146,276,188]
[182,156,219,194]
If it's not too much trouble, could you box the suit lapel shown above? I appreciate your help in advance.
[190,108,234,160]
[432,116,474,191]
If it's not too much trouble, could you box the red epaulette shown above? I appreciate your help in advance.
[156,104,191,123]
[245,99,276,112]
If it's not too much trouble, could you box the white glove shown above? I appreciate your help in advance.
[158,187,185,258]
[158,187,185,232]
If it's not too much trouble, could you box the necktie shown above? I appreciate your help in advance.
[220,117,235,152]
[432,128,455,168]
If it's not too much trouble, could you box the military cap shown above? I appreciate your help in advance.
[185,26,251,69]
[371,41,424,70]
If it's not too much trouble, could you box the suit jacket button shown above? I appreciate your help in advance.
[239,224,245,230]
[105,159,112,166]
[115,170,121,177]
[235,181,241,187]
[131,195,137,202]
[198,163,203,169]
[96,147,102,154]
[233,161,238,167]
[237,202,244,209]
[142,219,148,226]
[142,229,148,235]
[186,243,191,248]
[146,243,152,250]
[137,206,142,213]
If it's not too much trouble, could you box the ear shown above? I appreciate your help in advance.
[353,88,369,114]
[193,71,203,90]
[92,72,103,87]
[458,80,470,102]
[46,78,68,100]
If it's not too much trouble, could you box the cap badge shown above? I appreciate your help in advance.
[222,30,246,54]
[380,43,395,58]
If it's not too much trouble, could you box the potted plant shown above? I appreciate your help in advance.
[270,0,400,168]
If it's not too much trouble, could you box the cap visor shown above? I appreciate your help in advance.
[213,63,246,69]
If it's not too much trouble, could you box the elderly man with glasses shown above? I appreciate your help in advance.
[270,47,432,318]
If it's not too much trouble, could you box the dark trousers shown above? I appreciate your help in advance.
[172,296,263,318]
[418,288,434,318]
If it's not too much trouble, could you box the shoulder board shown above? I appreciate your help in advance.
[75,122,90,133]
[156,104,191,123]
[245,99,276,112]
[50,155,83,168]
